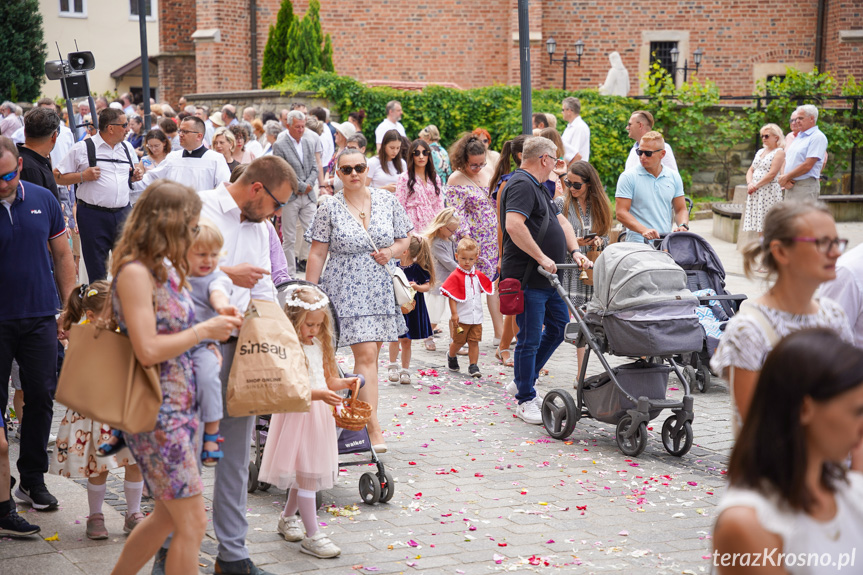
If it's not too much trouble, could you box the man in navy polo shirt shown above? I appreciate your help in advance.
[0,136,75,527]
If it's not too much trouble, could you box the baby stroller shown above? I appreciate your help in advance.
[539,242,702,457]
[657,232,747,392]
[247,280,394,506]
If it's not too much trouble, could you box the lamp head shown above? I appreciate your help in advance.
[546,37,557,56]
[693,48,704,67]
[670,47,679,64]
[575,40,585,57]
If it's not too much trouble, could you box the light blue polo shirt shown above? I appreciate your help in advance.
[785,126,828,181]
[615,165,684,242]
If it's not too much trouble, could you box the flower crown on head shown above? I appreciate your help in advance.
[284,290,330,311]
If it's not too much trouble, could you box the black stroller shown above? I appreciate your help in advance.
[246,280,394,506]
[657,232,747,392]
[538,242,702,457]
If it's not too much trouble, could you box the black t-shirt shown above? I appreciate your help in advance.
[500,169,566,289]
[17,144,59,202]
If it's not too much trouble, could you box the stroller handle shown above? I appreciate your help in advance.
[536,263,585,279]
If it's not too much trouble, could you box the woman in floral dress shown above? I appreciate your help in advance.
[306,149,413,452]
[395,139,445,235]
[108,181,241,575]
[743,123,785,233]
[446,133,503,343]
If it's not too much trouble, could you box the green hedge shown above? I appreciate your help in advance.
[274,69,863,197]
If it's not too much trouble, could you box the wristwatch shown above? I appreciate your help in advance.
[677,222,689,230]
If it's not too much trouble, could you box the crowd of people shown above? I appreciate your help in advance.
[0,88,856,575]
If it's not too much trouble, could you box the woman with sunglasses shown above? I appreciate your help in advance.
[395,139,444,236]
[742,123,785,234]
[712,200,853,434]
[446,133,504,345]
[305,148,413,453]
[366,129,406,193]
[556,162,612,373]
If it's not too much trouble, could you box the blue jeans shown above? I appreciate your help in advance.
[513,287,568,404]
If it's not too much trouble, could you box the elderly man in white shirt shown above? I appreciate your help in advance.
[136,116,231,195]
[374,100,407,149]
[560,97,590,165]
[150,155,296,575]
[623,109,678,172]
[55,108,142,280]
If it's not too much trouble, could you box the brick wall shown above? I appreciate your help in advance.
[823,1,863,85]
[157,0,197,105]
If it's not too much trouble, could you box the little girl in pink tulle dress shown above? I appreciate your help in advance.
[259,286,357,559]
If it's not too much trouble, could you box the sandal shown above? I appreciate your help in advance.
[424,337,436,352]
[539,367,549,377]
[97,429,126,456]
[201,433,224,467]
[495,347,514,367]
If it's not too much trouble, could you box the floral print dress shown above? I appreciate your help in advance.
[306,189,413,347]
[394,172,446,236]
[742,148,783,232]
[114,265,202,500]
[446,183,500,279]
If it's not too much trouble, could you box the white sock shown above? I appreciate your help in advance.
[124,480,144,515]
[297,488,318,537]
[87,482,107,516]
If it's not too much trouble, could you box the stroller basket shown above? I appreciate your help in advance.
[582,361,670,424]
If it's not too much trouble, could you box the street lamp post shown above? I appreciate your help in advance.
[546,38,585,91]
[669,47,704,83]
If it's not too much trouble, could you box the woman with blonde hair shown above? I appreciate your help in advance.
[108,181,241,575]
[742,123,786,233]
[212,127,239,173]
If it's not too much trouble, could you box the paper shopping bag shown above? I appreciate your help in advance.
[226,299,311,416]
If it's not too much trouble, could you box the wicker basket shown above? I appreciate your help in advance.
[333,379,372,431]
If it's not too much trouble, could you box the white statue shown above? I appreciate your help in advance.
[598,52,630,97]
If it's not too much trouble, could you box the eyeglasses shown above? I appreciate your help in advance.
[109,123,129,129]
[0,166,19,182]
[790,236,848,254]
[468,162,487,170]
[178,129,202,136]
[338,164,368,175]
[635,148,663,157]
[259,182,286,210]
[412,149,430,157]
[760,134,772,139]
[539,154,555,164]
[563,179,585,190]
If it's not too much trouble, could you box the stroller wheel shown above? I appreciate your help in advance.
[541,390,577,440]
[247,461,260,494]
[615,415,647,457]
[259,482,271,491]
[359,472,381,505]
[682,365,697,390]
[697,364,711,393]
[378,470,395,503]
[661,417,693,457]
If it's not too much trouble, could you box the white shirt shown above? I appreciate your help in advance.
[199,183,275,317]
[245,139,263,159]
[9,125,74,167]
[374,118,406,145]
[57,134,137,208]
[366,156,404,189]
[820,243,863,348]
[454,269,485,325]
[319,126,334,168]
[562,116,590,163]
[136,146,232,193]
[625,142,679,172]
[290,134,304,163]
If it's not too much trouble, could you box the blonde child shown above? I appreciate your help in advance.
[259,286,358,559]
[186,220,241,466]
[51,281,146,540]
[387,236,436,385]
[440,237,494,378]
[423,207,461,351]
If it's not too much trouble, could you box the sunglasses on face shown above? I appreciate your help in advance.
[761,134,771,139]
[110,122,129,129]
[412,149,430,157]
[0,166,18,182]
[338,164,368,175]
[563,179,585,190]
[635,148,663,157]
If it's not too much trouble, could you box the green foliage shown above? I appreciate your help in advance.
[0,0,47,102]
[261,0,333,86]
[261,0,294,89]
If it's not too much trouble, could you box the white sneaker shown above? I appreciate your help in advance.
[492,337,501,347]
[278,514,304,542]
[399,369,411,385]
[47,433,57,446]
[516,397,543,425]
[300,531,341,558]
[387,363,399,382]
[506,380,518,396]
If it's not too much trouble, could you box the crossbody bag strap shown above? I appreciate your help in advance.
[737,300,780,347]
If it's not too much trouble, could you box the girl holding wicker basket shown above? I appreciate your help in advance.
[258,286,360,559]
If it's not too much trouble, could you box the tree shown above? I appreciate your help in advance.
[0,0,47,102]
[261,0,294,88]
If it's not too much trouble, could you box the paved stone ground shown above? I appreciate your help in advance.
[6,218,863,574]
